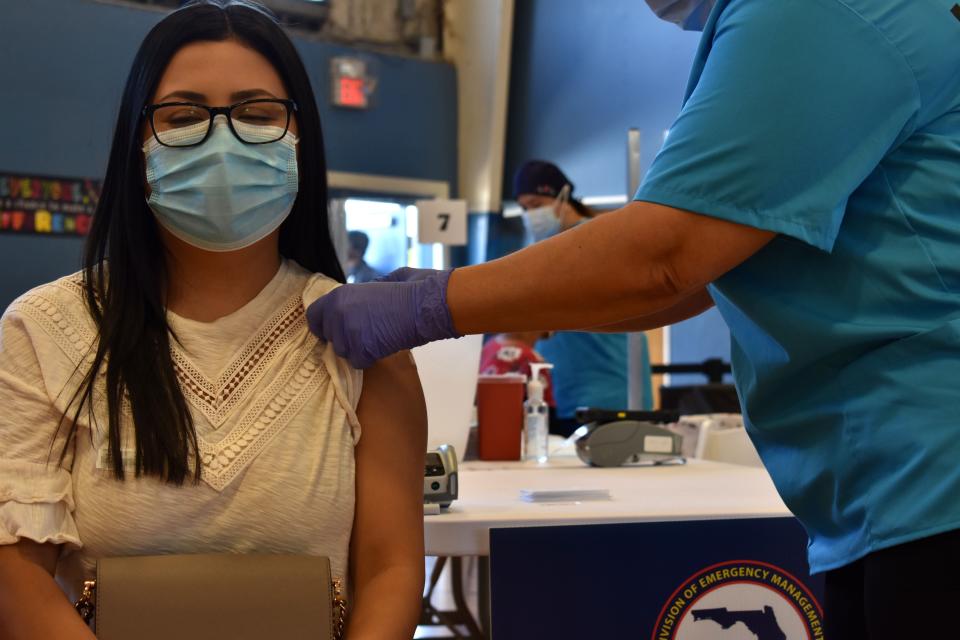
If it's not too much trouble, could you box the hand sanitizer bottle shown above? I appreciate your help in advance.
[524,363,553,464]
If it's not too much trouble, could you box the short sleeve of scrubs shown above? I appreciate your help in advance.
[636,0,920,252]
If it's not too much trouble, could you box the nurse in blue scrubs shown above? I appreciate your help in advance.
[513,160,653,434]
[309,1,960,634]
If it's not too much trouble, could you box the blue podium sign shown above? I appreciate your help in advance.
[490,517,825,639]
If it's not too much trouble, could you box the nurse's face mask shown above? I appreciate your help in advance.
[142,99,299,252]
[644,0,716,31]
[523,185,570,243]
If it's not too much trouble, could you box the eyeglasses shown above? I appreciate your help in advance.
[142,98,298,148]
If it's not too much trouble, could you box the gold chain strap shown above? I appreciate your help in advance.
[74,580,97,626]
[332,577,347,640]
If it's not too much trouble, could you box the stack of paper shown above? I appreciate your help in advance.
[519,488,611,503]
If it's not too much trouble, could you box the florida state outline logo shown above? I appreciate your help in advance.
[652,560,824,640]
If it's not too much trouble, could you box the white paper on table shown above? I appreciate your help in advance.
[519,488,612,503]
[412,335,483,462]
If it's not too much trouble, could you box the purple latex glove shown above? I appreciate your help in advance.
[373,267,439,283]
[307,268,461,369]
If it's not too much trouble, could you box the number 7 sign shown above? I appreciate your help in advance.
[415,199,468,246]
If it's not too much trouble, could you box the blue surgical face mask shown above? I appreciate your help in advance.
[644,0,716,31]
[523,184,570,243]
[143,117,299,252]
[524,204,562,243]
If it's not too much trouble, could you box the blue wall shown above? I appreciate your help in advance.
[505,0,701,197]
[503,0,731,372]
[0,0,456,310]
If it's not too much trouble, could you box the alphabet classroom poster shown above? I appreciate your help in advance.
[0,174,100,236]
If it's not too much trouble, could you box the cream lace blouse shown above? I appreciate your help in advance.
[0,260,362,600]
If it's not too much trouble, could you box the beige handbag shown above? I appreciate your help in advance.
[73,554,346,640]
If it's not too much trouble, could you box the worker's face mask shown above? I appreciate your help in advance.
[524,204,562,243]
[143,117,299,252]
[644,0,716,31]
[522,184,570,244]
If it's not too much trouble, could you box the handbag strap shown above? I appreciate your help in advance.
[332,577,347,640]
[74,580,96,625]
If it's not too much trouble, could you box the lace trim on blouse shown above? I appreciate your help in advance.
[14,274,335,492]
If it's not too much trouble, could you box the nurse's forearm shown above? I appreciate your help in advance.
[587,287,715,333]
[447,201,771,335]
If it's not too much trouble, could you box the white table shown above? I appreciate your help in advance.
[420,457,791,637]
[424,457,790,556]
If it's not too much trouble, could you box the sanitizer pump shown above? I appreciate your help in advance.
[524,363,554,463]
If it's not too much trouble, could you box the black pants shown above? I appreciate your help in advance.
[824,528,960,639]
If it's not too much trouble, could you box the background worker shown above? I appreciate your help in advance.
[514,160,651,433]
[346,230,381,284]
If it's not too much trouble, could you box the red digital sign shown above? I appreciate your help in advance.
[337,77,366,108]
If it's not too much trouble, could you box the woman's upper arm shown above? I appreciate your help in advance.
[351,351,426,566]
[0,302,82,555]
[0,540,59,577]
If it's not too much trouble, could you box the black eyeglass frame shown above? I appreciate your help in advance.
[141,98,298,148]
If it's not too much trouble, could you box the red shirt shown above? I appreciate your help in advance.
[479,336,556,407]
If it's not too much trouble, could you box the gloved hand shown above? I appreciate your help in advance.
[307,268,460,369]
[374,267,439,283]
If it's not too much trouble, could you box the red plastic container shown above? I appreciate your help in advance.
[476,373,526,461]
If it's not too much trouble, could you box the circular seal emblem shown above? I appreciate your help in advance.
[652,560,824,640]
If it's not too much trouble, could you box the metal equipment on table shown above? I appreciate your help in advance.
[572,408,683,467]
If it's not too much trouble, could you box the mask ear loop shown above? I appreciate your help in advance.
[553,184,571,220]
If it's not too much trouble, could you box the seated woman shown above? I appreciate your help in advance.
[0,2,426,639]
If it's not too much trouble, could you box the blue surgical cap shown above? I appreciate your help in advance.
[513,160,574,200]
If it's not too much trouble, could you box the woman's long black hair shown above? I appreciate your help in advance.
[60,0,344,483]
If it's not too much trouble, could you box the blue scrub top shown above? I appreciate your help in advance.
[636,0,960,573]
[536,331,652,419]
